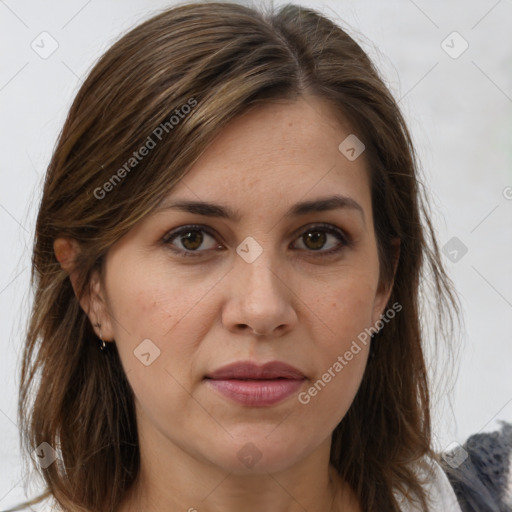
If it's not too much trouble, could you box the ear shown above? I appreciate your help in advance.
[54,237,115,342]
[371,238,400,325]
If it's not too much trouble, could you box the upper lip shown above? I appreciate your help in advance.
[205,361,305,380]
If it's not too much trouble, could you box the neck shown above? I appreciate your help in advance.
[116,430,359,512]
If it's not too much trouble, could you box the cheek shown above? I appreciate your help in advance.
[306,267,379,348]
[106,255,215,346]
[103,257,221,403]
[107,277,214,437]
[295,273,376,419]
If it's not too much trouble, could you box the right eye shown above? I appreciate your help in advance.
[162,225,224,258]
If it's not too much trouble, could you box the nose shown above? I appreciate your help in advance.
[221,250,298,337]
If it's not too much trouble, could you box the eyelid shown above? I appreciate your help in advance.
[290,222,350,244]
[162,224,216,242]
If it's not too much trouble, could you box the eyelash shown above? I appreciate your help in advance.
[162,223,351,259]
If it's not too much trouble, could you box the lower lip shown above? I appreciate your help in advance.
[205,378,305,406]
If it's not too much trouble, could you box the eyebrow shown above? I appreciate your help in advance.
[154,194,366,225]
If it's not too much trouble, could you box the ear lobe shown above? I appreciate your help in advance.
[87,270,115,341]
[54,237,115,341]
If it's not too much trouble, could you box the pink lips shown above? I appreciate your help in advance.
[204,361,305,407]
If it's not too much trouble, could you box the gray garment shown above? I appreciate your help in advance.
[442,421,512,512]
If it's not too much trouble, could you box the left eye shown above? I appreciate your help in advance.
[291,225,347,254]
[163,223,348,258]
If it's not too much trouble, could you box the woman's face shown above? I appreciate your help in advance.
[86,96,394,474]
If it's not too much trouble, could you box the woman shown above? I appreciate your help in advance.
[10,2,469,510]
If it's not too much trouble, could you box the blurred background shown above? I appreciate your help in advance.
[1,0,511,508]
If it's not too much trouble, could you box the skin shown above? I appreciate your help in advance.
[55,96,397,512]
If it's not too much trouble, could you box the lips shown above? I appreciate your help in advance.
[206,361,305,380]
[204,361,306,407]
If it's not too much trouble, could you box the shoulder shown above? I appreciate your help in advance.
[394,455,463,511]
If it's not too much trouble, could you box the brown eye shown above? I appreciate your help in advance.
[302,231,327,250]
[164,225,222,257]
[292,224,349,257]
[180,230,204,250]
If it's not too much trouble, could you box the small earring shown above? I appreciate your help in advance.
[95,322,106,351]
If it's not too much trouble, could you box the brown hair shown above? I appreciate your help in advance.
[12,2,459,511]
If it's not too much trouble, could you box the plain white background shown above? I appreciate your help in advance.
[1,0,511,508]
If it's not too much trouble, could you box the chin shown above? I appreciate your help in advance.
[200,430,314,475]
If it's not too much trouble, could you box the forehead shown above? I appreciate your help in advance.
[167,96,372,212]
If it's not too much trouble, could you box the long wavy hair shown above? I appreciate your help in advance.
[11,2,459,511]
